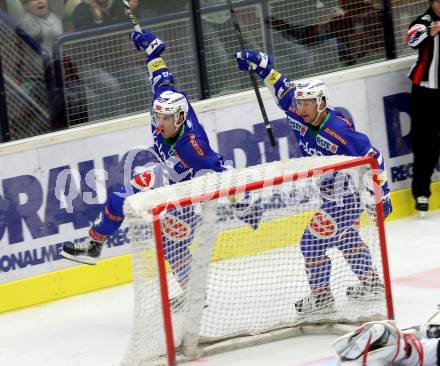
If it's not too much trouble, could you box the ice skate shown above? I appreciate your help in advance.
[169,293,186,313]
[295,288,335,315]
[169,293,209,313]
[346,271,384,300]
[61,238,103,265]
[415,196,429,218]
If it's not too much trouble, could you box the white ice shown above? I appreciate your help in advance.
[1,211,439,366]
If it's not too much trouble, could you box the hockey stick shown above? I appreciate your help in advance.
[122,0,151,51]
[226,0,276,147]
[122,0,141,32]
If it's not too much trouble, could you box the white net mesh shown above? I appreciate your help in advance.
[121,155,390,366]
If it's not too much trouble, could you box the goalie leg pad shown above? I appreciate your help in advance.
[333,320,427,366]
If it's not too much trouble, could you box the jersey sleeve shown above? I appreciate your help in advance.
[177,133,226,177]
[406,16,431,49]
[334,121,390,198]
[146,56,176,97]
[263,69,297,112]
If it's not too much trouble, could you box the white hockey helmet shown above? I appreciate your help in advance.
[294,79,328,107]
[152,90,189,127]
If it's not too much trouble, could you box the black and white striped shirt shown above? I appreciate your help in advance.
[407,7,440,89]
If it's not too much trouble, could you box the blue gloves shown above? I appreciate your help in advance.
[367,196,392,219]
[131,30,165,58]
[229,192,263,230]
[382,196,392,218]
[234,51,273,79]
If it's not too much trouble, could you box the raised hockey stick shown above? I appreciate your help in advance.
[122,0,141,32]
[122,0,152,52]
[226,0,276,147]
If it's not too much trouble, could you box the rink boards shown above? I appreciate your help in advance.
[2,55,440,312]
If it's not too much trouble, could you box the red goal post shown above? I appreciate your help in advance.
[121,155,393,366]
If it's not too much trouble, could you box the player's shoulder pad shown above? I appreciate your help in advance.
[322,112,356,145]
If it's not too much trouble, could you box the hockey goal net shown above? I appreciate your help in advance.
[121,155,393,366]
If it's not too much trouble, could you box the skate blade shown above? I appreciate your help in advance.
[347,292,385,301]
[296,305,336,317]
[60,250,98,265]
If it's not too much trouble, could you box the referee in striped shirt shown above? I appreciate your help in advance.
[406,0,440,216]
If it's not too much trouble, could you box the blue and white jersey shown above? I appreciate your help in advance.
[264,69,389,197]
[147,57,226,184]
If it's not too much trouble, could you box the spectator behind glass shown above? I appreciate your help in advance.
[70,0,143,123]
[267,0,384,67]
[72,0,129,31]
[18,0,63,57]
[201,0,261,96]
[137,0,187,18]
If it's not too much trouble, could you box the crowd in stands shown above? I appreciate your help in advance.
[0,1,180,52]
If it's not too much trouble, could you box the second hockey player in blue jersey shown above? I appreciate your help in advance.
[235,50,392,315]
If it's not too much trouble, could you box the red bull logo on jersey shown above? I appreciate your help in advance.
[287,116,308,136]
[316,135,339,154]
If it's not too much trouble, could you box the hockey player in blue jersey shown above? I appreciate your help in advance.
[61,28,229,293]
[235,51,392,315]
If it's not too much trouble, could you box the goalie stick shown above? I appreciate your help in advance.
[225,0,276,147]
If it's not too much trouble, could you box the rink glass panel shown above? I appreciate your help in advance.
[0,13,51,141]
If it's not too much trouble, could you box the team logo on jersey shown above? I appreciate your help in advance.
[308,210,338,239]
[189,134,205,156]
[287,116,308,136]
[161,213,191,242]
[316,135,338,153]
